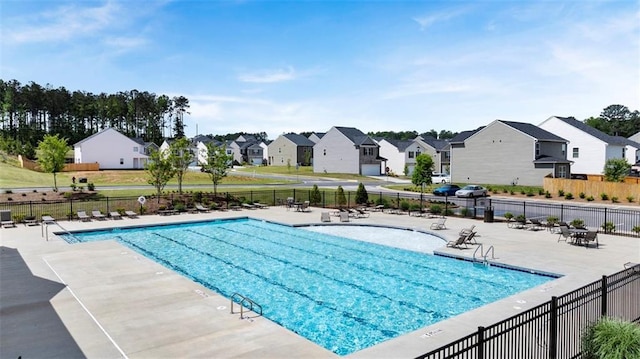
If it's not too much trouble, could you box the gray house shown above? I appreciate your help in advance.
[450,120,570,186]
[268,133,315,166]
[313,126,384,175]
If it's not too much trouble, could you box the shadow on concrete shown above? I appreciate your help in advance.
[0,246,85,358]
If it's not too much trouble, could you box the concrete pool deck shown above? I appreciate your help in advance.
[1,206,638,358]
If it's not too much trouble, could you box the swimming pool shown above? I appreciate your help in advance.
[63,218,556,355]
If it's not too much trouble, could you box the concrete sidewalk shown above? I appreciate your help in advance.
[1,207,638,358]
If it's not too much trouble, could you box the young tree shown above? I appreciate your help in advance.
[603,158,631,182]
[336,185,347,208]
[168,137,194,194]
[146,149,176,203]
[355,182,368,205]
[36,134,69,191]
[200,142,233,198]
[310,184,322,205]
[412,153,435,186]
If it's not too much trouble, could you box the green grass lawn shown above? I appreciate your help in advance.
[234,165,376,181]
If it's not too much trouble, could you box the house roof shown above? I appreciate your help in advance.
[449,128,483,144]
[283,133,315,146]
[613,136,640,148]
[416,135,449,151]
[74,127,139,146]
[551,116,627,145]
[311,132,325,139]
[379,138,413,152]
[334,126,377,146]
[532,155,573,164]
[499,120,567,142]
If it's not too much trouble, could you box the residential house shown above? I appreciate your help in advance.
[73,128,149,169]
[313,126,384,175]
[308,132,325,143]
[376,138,413,176]
[268,133,315,166]
[227,135,265,165]
[159,139,198,166]
[539,116,629,175]
[450,120,570,186]
[195,137,227,166]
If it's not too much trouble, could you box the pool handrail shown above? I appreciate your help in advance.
[230,292,263,319]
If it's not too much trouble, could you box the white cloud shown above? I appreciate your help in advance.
[238,66,297,83]
[412,7,469,30]
[5,1,120,44]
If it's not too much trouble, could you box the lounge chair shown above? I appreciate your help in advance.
[459,225,476,236]
[109,211,122,220]
[582,231,599,248]
[253,202,268,209]
[446,232,471,249]
[462,231,478,245]
[195,203,210,212]
[321,212,331,222]
[339,211,350,222]
[526,219,544,231]
[92,210,106,220]
[0,210,16,228]
[125,210,138,218]
[242,203,257,210]
[42,215,56,224]
[430,218,447,230]
[355,208,370,218]
[299,201,310,212]
[77,211,91,222]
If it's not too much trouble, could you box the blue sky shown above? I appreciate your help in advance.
[2,0,638,140]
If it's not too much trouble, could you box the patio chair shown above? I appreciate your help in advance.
[92,210,106,220]
[109,211,122,220]
[195,203,210,212]
[339,211,350,222]
[253,202,268,209]
[557,225,573,242]
[583,231,599,248]
[0,210,16,228]
[242,203,257,210]
[355,208,370,218]
[321,212,331,222]
[462,231,478,245]
[526,219,544,231]
[77,211,91,222]
[125,210,138,218]
[300,201,310,212]
[430,218,447,230]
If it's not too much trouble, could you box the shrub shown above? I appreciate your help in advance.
[579,192,586,199]
[502,189,508,193]
[21,193,26,197]
[509,190,515,195]
[32,189,37,193]
[174,203,186,212]
[408,203,421,212]
[375,197,389,207]
[581,317,640,359]
[558,189,565,197]
[116,208,126,215]
[600,193,609,201]
[545,191,552,198]
[601,222,616,233]
[4,190,12,194]
[633,226,640,234]
[399,200,410,211]
[459,207,471,217]
[538,189,545,195]
[570,218,585,228]
[611,196,619,203]
[504,212,514,221]
[7,197,12,201]
[587,196,595,202]
[355,183,368,205]
[520,189,526,195]
[546,216,559,225]
[526,190,535,197]
[565,193,574,200]
[429,204,442,215]
[70,184,77,191]
[627,196,635,203]
[444,208,454,216]
[310,184,322,205]
[515,214,526,223]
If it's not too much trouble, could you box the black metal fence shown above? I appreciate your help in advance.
[415,265,640,359]
[1,189,639,236]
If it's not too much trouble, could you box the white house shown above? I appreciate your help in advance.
[539,116,628,175]
[313,126,383,175]
[74,128,149,169]
[376,138,413,176]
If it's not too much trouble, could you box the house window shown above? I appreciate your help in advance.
[133,146,138,153]
[408,151,415,159]
[572,148,579,158]
[120,158,124,165]
[363,148,374,156]
[323,149,326,156]
[535,142,540,157]
[558,165,567,178]
[416,149,421,156]
[622,147,626,159]
[561,144,566,157]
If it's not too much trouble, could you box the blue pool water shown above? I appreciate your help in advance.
[63,218,556,355]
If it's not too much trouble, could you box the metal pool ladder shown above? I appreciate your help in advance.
[473,244,495,265]
[230,293,263,319]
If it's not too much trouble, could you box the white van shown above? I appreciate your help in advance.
[431,173,451,184]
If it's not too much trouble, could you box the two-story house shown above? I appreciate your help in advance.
[73,128,149,169]
[313,126,384,175]
[450,120,570,186]
[227,135,265,165]
[268,133,315,166]
[538,116,629,175]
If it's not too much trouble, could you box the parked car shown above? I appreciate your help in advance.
[433,184,461,196]
[431,173,451,184]
[455,185,488,198]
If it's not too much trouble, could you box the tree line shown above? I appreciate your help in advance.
[0,79,189,158]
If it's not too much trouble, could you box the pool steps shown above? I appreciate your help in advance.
[230,292,263,319]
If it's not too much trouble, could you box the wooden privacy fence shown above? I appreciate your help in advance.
[18,155,99,172]
[544,177,640,201]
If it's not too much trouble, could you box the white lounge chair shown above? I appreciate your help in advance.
[109,211,122,220]
[339,211,350,222]
[125,210,138,218]
[321,212,331,222]
[195,203,210,212]
[446,232,471,249]
[77,211,91,222]
[92,210,106,220]
[430,218,447,230]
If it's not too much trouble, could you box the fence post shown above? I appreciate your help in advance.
[69,198,73,220]
[549,296,558,359]
[322,191,325,208]
[477,326,485,359]
[560,204,564,222]
[106,197,110,213]
[347,192,351,208]
[603,208,608,233]
[29,201,33,217]
[601,275,608,316]
[523,201,526,218]
[293,188,296,201]
[250,190,253,203]
[473,197,477,218]
[272,190,276,206]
